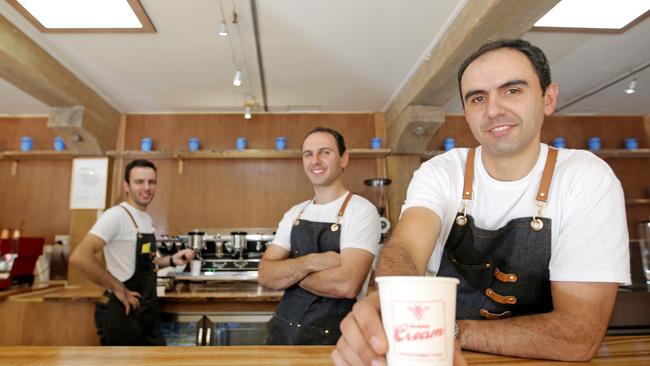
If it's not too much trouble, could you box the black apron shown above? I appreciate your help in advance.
[95,205,165,346]
[437,147,558,320]
[266,192,356,345]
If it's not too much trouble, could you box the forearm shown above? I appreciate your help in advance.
[259,252,338,290]
[459,311,605,361]
[154,255,173,268]
[69,252,123,293]
[299,266,358,299]
[375,242,420,276]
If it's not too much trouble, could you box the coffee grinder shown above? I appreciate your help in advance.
[363,178,392,243]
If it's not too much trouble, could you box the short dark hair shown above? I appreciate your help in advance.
[124,159,157,183]
[457,39,552,106]
[303,127,346,156]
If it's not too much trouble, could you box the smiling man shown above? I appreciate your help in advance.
[259,127,381,345]
[333,39,630,365]
[70,159,195,346]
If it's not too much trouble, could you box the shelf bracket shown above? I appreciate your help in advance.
[10,160,18,176]
[177,157,184,175]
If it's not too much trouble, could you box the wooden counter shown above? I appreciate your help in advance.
[0,336,647,365]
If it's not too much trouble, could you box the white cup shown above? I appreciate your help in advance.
[190,260,202,276]
[376,276,460,366]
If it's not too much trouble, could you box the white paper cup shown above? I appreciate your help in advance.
[190,260,202,276]
[376,276,459,366]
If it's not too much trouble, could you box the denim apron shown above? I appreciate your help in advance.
[95,206,165,345]
[266,192,356,345]
[437,148,558,320]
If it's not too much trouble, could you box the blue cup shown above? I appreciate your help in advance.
[443,137,455,151]
[587,137,601,151]
[20,136,32,152]
[624,138,638,150]
[141,137,153,152]
[53,136,65,151]
[236,137,247,150]
[188,137,200,152]
[275,136,287,151]
[553,137,566,149]
[370,137,382,149]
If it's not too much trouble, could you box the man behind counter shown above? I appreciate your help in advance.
[333,39,630,365]
[259,127,381,345]
[70,159,195,346]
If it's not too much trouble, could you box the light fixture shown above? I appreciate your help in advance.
[13,0,144,29]
[625,79,637,94]
[534,0,650,30]
[244,106,252,119]
[217,20,228,37]
[233,70,242,86]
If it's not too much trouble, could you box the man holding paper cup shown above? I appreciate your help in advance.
[70,159,195,345]
[333,39,630,365]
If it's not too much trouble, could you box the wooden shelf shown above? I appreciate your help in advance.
[0,150,81,160]
[626,198,650,205]
[594,149,650,158]
[107,148,391,159]
[421,149,650,159]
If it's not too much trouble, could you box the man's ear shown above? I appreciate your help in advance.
[340,151,350,169]
[544,83,559,116]
[122,180,129,196]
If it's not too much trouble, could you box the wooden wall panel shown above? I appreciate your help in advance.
[429,115,647,150]
[0,159,71,243]
[113,114,383,234]
[124,113,378,151]
[0,117,57,150]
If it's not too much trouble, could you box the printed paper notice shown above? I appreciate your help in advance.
[70,158,109,209]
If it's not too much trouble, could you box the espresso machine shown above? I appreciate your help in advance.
[364,178,392,243]
[157,228,274,281]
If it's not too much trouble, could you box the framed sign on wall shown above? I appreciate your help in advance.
[70,157,109,209]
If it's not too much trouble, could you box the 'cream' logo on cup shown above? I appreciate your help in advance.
[391,300,447,360]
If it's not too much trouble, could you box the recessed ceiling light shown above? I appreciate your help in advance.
[14,0,143,29]
[535,0,650,30]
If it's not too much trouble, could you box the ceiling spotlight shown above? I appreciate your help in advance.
[233,70,242,86]
[218,21,228,36]
[624,79,637,94]
[244,106,252,119]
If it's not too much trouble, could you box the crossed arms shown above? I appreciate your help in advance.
[258,244,374,299]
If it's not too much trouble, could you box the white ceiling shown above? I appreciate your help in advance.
[0,0,649,116]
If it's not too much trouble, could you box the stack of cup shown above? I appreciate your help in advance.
[377,276,459,366]
[624,138,638,150]
[275,136,287,150]
[53,136,65,151]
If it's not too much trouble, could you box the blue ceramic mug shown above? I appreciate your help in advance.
[20,136,32,152]
[236,137,247,150]
[553,137,566,149]
[275,136,287,150]
[624,138,638,150]
[53,136,65,151]
[188,137,200,152]
[371,137,382,149]
[443,137,455,151]
[141,137,153,152]
[587,137,601,151]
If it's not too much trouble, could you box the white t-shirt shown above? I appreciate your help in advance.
[89,202,156,282]
[403,144,630,285]
[272,192,381,256]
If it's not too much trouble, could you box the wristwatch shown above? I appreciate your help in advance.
[169,256,175,267]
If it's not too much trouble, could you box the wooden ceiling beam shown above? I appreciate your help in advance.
[385,0,560,153]
[0,14,120,154]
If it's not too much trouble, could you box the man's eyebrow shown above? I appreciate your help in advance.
[463,89,485,103]
[463,80,529,102]
[499,79,528,89]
